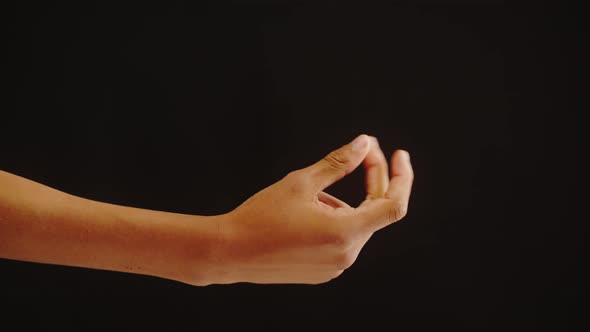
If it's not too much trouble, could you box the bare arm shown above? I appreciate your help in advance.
[0,134,413,285]
[0,170,222,284]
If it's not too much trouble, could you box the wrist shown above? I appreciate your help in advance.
[97,201,228,286]
[159,212,233,286]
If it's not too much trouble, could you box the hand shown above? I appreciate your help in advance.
[213,134,414,284]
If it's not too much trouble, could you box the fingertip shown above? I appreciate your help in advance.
[389,150,398,163]
[351,134,370,151]
[306,134,373,193]
[391,149,409,161]
[390,149,413,177]
[399,150,411,162]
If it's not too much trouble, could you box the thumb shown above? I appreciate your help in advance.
[302,134,370,193]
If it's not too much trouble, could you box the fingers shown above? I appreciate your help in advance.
[363,137,389,199]
[302,134,370,193]
[318,191,351,209]
[385,150,414,202]
[356,150,414,232]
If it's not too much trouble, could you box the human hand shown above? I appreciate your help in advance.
[213,134,414,284]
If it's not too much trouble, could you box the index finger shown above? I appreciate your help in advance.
[363,137,390,200]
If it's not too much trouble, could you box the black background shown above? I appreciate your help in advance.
[3,1,581,331]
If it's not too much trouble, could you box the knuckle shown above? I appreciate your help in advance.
[323,150,349,171]
[329,270,344,281]
[333,249,357,270]
[309,278,330,285]
[388,202,408,222]
[284,169,303,182]
[186,274,213,287]
[322,225,353,250]
[308,280,323,285]
[284,170,308,192]
[310,271,344,285]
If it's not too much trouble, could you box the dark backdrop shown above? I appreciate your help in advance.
[4,1,580,331]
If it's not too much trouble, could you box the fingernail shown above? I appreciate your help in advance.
[351,135,368,150]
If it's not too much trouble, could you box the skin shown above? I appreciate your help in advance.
[0,134,413,285]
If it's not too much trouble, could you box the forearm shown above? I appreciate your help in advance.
[0,170,222,285]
